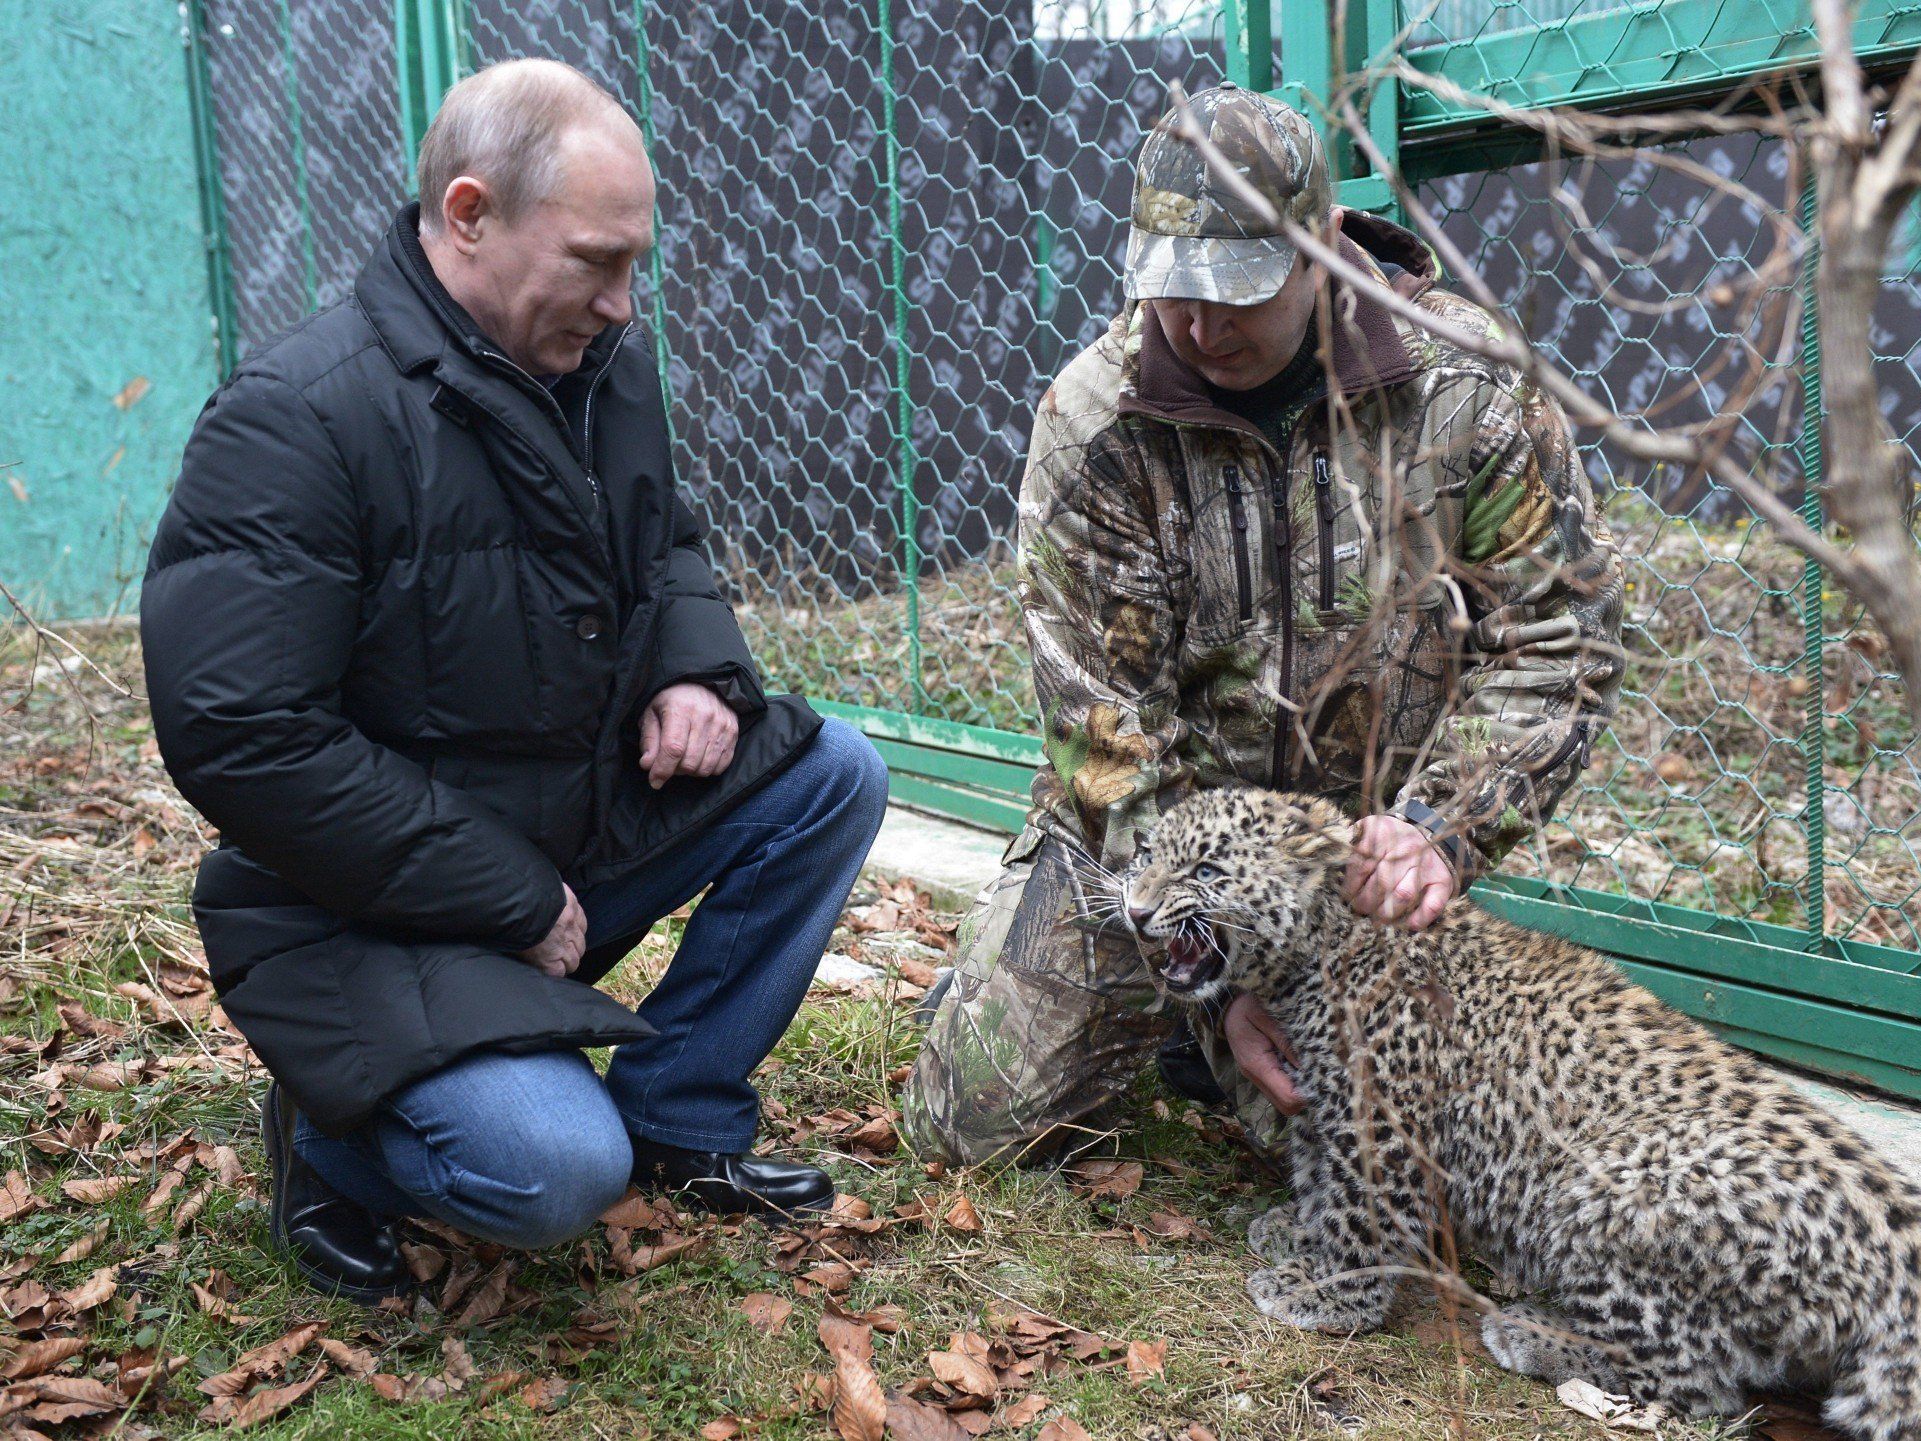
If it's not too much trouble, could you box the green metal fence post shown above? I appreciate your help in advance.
[1223,0,1273,91]
[395,0,466,179]
[1276,0,1332,124]
[879,0,924,714]
[1798,167,1828,951]
[181,0,239,378]
[278,0,318,311]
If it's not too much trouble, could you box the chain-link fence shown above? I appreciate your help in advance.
[171,0,1921,1095]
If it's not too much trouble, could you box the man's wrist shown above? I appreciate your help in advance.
[1397,798,1468,882]
[1196,984,1242,1028]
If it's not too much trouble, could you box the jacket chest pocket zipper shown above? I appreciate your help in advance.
[1223,464,1255,622]
[1313,452,1336,612]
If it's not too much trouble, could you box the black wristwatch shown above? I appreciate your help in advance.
[1400,798,1467,879]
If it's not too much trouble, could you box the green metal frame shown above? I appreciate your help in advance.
[394,0,466,174]
[181,0,239,379]
[1399,0,1921,182]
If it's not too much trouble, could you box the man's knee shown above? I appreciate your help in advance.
[813,718,890,823]
[448,1117,633,1250]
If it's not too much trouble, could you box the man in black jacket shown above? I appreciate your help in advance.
[142,59,889,1301]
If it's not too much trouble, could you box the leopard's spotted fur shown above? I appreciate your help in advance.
[1124,787,1921,1439]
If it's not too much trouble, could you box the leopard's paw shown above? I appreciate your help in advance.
[1246,1202,1299,1265]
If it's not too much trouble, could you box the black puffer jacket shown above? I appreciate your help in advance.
[142,206,821,1134]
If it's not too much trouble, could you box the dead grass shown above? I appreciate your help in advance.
[0,621,1768,1439]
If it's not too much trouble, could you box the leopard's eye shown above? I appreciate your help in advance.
[1193,862,1224,882]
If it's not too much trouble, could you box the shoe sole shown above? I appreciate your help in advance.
[260,1083,414,1306]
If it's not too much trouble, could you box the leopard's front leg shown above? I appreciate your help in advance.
[1247,1115,1429,1334]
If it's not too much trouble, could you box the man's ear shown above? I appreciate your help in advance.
[440,176,495,252]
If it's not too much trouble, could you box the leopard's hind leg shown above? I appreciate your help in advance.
[1556,1280,1749,1420]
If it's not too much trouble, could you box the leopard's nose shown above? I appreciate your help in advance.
[1126,903,1156,931]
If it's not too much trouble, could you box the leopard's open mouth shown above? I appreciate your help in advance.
[1161,923,1226,995]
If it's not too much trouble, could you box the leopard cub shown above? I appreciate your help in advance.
[1124,787,1920,1441]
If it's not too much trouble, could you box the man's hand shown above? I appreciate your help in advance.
[1343,814,1457,930]
[518,881,586,977]
[639,683,739,790]
[1222,992,1306,1116]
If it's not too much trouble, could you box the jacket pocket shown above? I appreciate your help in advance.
[1313,451,1336,613]
[1224,464,1255,623]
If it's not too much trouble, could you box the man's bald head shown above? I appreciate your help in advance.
[416,58,643,232]
[414,59,654,376]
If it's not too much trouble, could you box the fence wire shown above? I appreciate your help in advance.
[189,1,1921,964]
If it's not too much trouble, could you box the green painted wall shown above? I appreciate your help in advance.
[0,0,218,619]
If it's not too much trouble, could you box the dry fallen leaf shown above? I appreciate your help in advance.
[1,1336,88,1381]
[455,1261,510,1327]
[1001,1394,1051,1427]
[53,1218,111,1265]
[521,1375,569,1412]
[1125,1338,1167,1385]
[886,1393,971,1440]
[832,1354,886,1441]
[1068,1159,1143,1201]
[316,1338,377,1377]
[600,1191,668,1229]
[819,1313,884,1441]
[700,1417,743,1440]
[1037,1419,1093,1441]
[927,1343,998,1399]
[942,1195,983,1232]
[198,1322,323,1398]
[1186,1426,1220,1441]
[0,1171,39,1223]
[60,1176,132,1205]
[113,376,152,411]
[740,1291,794,1335]
[199,1363,329,1428]
[59,1264,117,1313]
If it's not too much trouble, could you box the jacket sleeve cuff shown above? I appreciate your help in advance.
[1391,797,1473,885]
[643,663,767,717]
[495,869,569,954]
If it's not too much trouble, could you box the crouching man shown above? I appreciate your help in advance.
[903,84,1624,1166]
[142,59,888,1301]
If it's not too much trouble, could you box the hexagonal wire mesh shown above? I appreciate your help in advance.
[192,1,1921,967]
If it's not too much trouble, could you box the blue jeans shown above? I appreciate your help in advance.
[293,719,888,1248]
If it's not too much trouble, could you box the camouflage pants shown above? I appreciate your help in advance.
[900,829,1283,1167]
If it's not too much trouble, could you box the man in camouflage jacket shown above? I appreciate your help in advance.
[903,84,1625,1166]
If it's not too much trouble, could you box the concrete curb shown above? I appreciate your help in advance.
[859,802,1009,911]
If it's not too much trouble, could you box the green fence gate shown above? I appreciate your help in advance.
[176,0,1921,1100]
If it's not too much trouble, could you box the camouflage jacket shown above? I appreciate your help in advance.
[1018,210,1626,879]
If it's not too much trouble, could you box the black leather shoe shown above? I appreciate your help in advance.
[1156,1018,1230,1109]
[630,1137,835,1219]
[261,1082,412,1304]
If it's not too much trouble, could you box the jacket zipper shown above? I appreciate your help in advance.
[1223,464,1254,623]
[1271,421,1298,788]
[475,325,632,507]
[1313,451,1335,612]
[579,326,628,506]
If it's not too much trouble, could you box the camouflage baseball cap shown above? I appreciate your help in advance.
[1124,83,1332,305]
